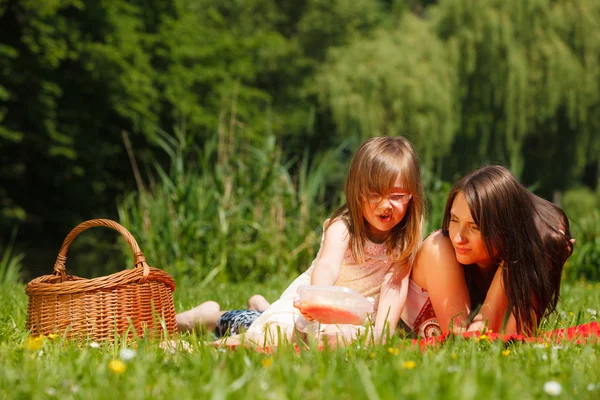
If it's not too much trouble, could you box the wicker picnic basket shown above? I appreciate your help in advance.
[25,219,177,341]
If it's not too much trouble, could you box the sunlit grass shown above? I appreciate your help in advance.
[2,278,599,399]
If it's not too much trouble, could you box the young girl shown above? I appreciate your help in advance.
[402,165,574,337]
[201,136,424,346]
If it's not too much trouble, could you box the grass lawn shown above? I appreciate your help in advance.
[1,278,599,399]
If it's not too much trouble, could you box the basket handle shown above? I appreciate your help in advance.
[53,219,149,283]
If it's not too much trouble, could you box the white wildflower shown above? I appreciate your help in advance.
[89,342,100,349]
[586,308,597,316]
[119,348,136,361]
[542,354,549,361]
[46,388,56,396]
[587,383,595,391]
[543,381,562,396]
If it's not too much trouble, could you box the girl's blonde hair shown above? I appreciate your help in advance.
[330,136,424,267]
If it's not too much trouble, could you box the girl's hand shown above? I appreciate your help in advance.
[293,296,315,322]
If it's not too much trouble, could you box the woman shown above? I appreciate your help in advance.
[402,165,574,337]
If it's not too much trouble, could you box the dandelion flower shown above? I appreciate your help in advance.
[108,359,127,374]
[24,336,44,351]
[477,334,489,342]
[502,349,510,356]
[402,361,416,369]
[543,381,562,396]
[119,348,136,361]
[261,358,273,368]
[47,333,58,340]
[387,347,400,355]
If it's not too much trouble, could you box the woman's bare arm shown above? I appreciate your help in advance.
[412,232,471,333]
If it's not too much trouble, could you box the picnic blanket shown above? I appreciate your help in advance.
[413,321,600,350]
[214,322,600,353]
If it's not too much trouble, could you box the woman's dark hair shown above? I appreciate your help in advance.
[441,165,573,334]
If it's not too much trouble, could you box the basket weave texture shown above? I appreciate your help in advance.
[25,219,177,341]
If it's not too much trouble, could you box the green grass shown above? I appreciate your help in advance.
[1,278,599,399]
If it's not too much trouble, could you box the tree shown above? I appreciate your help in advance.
[431,0,600,194]
[316,13,457,169]
[0,0,158,237]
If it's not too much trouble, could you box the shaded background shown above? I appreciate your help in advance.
[1,0,599,284]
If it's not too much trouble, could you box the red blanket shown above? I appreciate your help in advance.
[413,321,600,349]
[215,322,599,353]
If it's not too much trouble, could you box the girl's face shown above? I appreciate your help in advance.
[362,175,411,243]
[448,192,496,269]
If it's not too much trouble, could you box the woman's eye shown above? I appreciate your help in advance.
[450,218,458,223]
[390,194,405,201]
[471,225,480,231]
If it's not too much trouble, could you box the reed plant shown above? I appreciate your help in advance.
[118,127,344,285]
[0,230,23,285]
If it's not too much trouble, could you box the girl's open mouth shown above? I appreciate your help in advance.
[378,214,392,222]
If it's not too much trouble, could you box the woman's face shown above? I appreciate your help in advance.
[448,192,496,269]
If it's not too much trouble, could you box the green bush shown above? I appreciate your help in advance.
[565,210,600,281]
[562,187,598,223]
[422,169,452,236]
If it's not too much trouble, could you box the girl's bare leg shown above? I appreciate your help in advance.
[247,294,270,312]
[176,301,226,333]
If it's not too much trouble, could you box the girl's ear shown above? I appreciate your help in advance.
[569,239,575,245]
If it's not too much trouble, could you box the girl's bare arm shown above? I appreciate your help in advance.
[375,262,411,335]
[310,219,350,286]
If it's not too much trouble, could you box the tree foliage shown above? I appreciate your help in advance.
[317,13,457,169]
[1,0,599,277]
[432,0,600,191]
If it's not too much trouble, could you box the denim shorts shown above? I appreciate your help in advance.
[215,309,262,338]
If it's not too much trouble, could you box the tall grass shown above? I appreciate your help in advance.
[0,229,23,285]
[118,128,344,284]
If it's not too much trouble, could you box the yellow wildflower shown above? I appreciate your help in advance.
[47,333,58,340]
[451,353,457,359]
[402,361,416,370]
[24,336,44,351]
[502,349,511,356]
[261,358,273,368]
[108,359,127,374]
[477,334,490,342]
[387,347,400,356]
